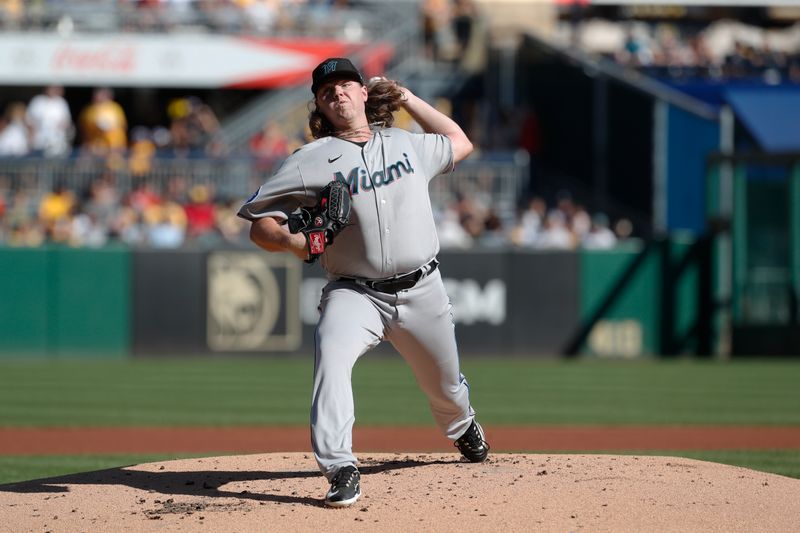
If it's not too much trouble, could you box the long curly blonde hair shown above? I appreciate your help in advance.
[308,78,405,139]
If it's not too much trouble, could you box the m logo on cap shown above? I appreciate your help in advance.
[322,61,338,75]
[311,57,363,94]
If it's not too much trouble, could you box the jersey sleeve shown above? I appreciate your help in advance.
[237,154,315,222]
[406,130,454,181]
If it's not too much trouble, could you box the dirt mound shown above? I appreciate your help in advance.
[1,453,798,532]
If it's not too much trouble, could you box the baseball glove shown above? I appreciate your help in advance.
[288,180,351,263]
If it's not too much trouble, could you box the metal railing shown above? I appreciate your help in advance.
[0,155,257,203]
[0,150,529,213]
[430,150,530,221]
[1,0,403,38]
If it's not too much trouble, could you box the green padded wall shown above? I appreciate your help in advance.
[579,241,660,357]
[0,246,130,357]
[0,247,50,355]
[50,246,130,357]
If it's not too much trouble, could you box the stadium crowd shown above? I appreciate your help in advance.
[0,0,635,251]
[0,0,358,35]
[0,81,622,252]
[0,78,628,251]
[0,86,234,161]
[0,166,628,251]
[436,190,628,251]
[565,18,800,83]
[0,85,255,249]
[0,173,249,249]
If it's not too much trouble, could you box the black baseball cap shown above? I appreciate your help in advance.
[311,57,364,95]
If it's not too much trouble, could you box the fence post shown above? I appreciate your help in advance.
[791,162,800,324]
[731,163,748,323]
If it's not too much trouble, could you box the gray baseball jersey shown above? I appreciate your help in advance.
[238,127,452,279]
[239,126,478,481]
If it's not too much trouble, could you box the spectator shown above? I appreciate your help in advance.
[26,85,74,157]
[5,218,45,247]
[249,119,289,170]
[582,212,618,250]
[614,217,634,240]
[109,197,145,246]
[161,0,196,29]
[190,98,226,156]
[127,178,161,214]
[237,0,282,34]
[437,206,473,249]
[214,197,249,244]
[478,209,508,248]
[38,182,75,241]
[69,202,108,248]
[451,0,476,58]
[128,126,157,175]
[618,24,654,67]
[534,210,574,250]
[510,196,546,247]
[0,102,31,157]
[570,204,592,242]
[166,96,226,157]
[2,188,41,246]
[554,190,577,224]
[166,115,193,158]
[183,183,217,243]
[2,188,33,226]
[164,175,190,206]
[151,126,172,154]
[78,88,128,155]
[83,176,121,231]
[144,203,186,248]
[453,191,487,239]
[131,0,164,31]
[422,0,457,61]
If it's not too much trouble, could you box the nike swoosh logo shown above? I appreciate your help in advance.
[328,154,342,163]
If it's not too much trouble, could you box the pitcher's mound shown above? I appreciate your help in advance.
[1,453,798,532]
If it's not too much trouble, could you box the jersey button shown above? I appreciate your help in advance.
[381,199,386,204]
[385,228,390,234]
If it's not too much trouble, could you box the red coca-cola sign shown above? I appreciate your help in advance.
[52,44,136,73]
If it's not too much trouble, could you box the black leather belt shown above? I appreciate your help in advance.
[339,259,439,294]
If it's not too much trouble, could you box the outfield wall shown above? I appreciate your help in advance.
[0,246,130,358]
[0,240,714,358]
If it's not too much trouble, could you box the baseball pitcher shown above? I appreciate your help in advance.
[238,57,489,508]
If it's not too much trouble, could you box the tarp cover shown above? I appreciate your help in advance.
[725,88,800,152]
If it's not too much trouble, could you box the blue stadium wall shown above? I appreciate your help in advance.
[661,104,721,234]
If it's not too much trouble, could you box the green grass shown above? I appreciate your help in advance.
[0,357,799,483]
[1,450,798,486]
[0,357,798,426]
[464,358,800,426]
[640,449,800,479]
[0,358,314,426]
[0,454,204,486]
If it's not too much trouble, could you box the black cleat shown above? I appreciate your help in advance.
[455,420,490,463]
[324,465,361,508]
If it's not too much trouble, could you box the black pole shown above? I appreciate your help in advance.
[592,75,608,213]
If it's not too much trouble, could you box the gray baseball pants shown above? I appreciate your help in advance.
[310,268,476,480]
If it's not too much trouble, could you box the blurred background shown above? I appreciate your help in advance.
[0,0,799,359]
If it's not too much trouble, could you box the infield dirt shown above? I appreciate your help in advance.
[2,452,799,532]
